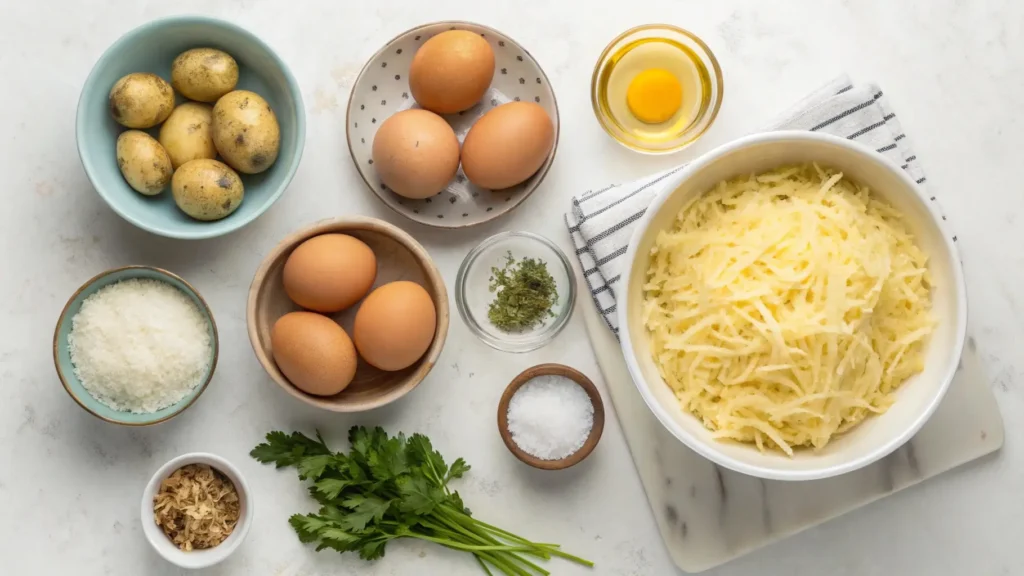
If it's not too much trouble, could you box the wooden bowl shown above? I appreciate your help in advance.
[247,216,449,412]
[497,363,605,470]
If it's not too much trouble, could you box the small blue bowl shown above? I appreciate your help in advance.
[53,266,219,425]
[76,16,306,239]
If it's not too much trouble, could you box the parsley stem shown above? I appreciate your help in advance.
[476,555,497,576]
[476,552,533,576]
[411,533,540,554]
[436,510,550,559]
[433,513,553,574]
[456,511,593,567]
[500,552,550,575]
[444,508,546,547]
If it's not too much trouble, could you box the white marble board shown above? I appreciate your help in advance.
[580,284,1005,573]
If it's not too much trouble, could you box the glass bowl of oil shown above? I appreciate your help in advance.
[591,24,723,154]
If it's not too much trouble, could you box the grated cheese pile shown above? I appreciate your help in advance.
[154,463,240,551]
[643,164,935,455]
[68,278,212,414]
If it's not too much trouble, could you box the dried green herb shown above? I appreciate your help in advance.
[487,251,558,331]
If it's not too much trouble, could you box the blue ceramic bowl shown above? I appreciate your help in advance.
[76,16,305,239]
[53,266,219,425]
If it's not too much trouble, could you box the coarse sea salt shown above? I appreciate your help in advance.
[67,278,212,414]
[507,374,594,460]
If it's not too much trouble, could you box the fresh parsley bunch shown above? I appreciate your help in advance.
[251,426,593,575]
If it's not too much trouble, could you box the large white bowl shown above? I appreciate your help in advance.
[619,131,966,481]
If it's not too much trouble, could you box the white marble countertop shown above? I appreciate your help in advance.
[1,1,1020,574]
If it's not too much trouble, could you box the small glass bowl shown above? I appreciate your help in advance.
[591,24,724,154]
[456,232,576,353]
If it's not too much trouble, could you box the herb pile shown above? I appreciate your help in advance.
[251,427,592,575]
[487,251,558,332]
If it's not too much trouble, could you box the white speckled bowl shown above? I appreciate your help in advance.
[346,21,560,228]
[141,453,253,569]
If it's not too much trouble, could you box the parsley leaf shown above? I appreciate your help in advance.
[407,433,449,486]
[446,458,471,482]
[338,496,392,531]
[397,475,444,516]
[250,431,330,468]
[313,478,350,501]
[288,514,330,543]
[369,434,409,480]
[358,537,390,561]
[296,454,334,481]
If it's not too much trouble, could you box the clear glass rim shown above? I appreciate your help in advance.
[590,23,724,155]
[455,231,577,353]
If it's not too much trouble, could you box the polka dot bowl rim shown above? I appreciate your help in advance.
[345,20,560,229]
[52,265,219,426]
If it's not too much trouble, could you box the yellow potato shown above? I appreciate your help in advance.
[108,73,175,129]
[212,90,280,174]
[116,131,173,196]
[171,159,244,221]
[171,48,239,102]
[159,103,216,169]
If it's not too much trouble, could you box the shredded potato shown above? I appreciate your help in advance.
[642,164,934,455]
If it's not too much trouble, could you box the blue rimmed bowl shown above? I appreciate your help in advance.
[53,266,219,425]
[76,16,306,239]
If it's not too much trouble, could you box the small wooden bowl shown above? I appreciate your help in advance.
[247,216,449,412]
[497,363,605,470]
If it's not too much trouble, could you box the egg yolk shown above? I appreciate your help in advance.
[626,69,683,124]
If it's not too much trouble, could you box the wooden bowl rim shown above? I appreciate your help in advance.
[246,216,450,412]
[497,363,605,470]
[52,265,220,426]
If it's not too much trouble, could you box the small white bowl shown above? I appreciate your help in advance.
[141,453,253,569]
[619,131,966,481]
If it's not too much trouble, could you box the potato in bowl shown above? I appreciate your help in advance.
[618,131,966,481]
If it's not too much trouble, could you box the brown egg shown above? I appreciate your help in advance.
[409,30,495,114]
[271,312,358,396]
[353,281,437,372]
[461,102,555,190]
[283,234,377,313]
[371,109,460,199]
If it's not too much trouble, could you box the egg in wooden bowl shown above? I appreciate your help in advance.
[246,216,449,412]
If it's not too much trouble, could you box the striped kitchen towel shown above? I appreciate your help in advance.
[566,74,935,335]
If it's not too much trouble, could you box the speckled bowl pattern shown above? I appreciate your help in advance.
[346,21,560,228]
[53,266,219,426]
[76,16,306,239]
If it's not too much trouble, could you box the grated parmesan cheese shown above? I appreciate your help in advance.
[68,278,212,413]
[643,164,935,455]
